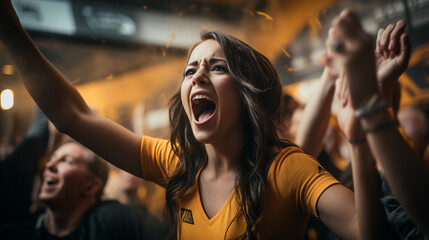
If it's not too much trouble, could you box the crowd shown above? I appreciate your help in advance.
[0,0,428,239]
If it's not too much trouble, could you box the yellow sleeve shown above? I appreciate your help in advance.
[272,149,340,219]
[140,136,180,187]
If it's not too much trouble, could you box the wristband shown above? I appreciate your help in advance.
[363,121,396,133]
[348,138,367,144]
[355,95,385,118]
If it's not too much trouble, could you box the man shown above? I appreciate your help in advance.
[0,140,166,240]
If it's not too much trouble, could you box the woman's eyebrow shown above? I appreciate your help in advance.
[208,58,226,64]
[186,58,226,67]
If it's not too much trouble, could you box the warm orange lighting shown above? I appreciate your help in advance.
[2,65,14,75]
[1,89,14,110]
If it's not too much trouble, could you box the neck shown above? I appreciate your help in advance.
[43,199,95,237]
[204,128,244,178]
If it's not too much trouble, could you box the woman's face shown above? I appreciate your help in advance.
[181,39,243,145]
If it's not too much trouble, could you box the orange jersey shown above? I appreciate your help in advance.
[140,136,339,239]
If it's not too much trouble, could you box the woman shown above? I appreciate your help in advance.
[1,2,384,239]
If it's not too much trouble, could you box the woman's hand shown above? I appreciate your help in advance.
[375,20,410,87]
[325,9,378,110]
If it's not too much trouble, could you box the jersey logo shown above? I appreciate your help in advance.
[181,208,194,225]
[318,166,326,174]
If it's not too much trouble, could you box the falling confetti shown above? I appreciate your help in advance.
[106,74,113,80]
[256,11,273,21]
[282,48,291,58]
[2,65,14,75]
[308,13,322,38]
[284,64,297,72]
[165,34,176,49]
[71,78,81,84]
[178,5,196,16]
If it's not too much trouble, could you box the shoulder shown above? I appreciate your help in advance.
[267,146,338,196]
[90,200,135,217]
[270,146,319,172]
[0,210,44,240]
[87,200,167,239]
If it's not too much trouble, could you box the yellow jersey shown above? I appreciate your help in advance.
[140,136,339,239]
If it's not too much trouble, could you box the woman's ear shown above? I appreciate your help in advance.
[84,177,102,197]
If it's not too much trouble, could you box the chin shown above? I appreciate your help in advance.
[192,131,215,145]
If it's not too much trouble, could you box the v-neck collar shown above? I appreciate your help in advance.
[195,165,237,226]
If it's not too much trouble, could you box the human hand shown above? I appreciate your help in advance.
[326,9,378,109]
[375,20,411,105]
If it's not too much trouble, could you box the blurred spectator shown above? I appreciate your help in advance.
[0,140,166,239]
[0,106,50,226]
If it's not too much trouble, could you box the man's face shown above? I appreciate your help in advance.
[39,142,94,204]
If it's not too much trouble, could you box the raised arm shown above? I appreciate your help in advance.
[0,1,142,177]
[329,9,429,237]
[334,73,398,239]
[294,65,337,157]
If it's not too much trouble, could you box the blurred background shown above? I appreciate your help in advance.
[1,0,429,224]
[1,0,429,140]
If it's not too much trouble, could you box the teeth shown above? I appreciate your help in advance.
[192,95,212,101]
[46,176,57,184]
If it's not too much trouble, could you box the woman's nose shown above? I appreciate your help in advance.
[192,67,209,86]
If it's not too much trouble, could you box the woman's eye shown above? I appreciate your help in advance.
[212,65,227,72]
[184,69,196,77]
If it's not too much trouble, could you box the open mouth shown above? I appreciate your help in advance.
[45,176,59,186]
[192,95,216,123]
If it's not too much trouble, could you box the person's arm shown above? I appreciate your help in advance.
[294,67,337,157]
[317,113,394,240]
[329,9,429,237]
[316,184,359,240]
[361,109,429,235]
[0,1,142,176]
[335,75,398,239]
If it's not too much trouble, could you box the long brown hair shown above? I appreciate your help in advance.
[167,31,295,239]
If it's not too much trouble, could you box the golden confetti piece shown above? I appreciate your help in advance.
[178,5,196,16]
[256,11,273,21]
[166,34,176,49]
[282,48,291,58]
[71,78,80,84]
[283,65,296,72]
[101,40,106,44]
[106,74,113,80]
[142,5,147,10]
[161,48,166,57]
[2,65,14,75]
[308,14,322,38]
